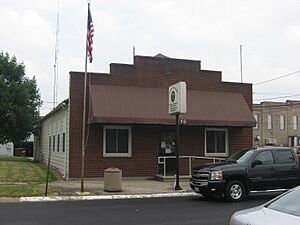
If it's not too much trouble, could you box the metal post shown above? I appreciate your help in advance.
[240,44,243,83]
[189,157,192,176]
[175,113,182,190]
[45,148,51,196]
[81,2,90,193]
[164,158,166,177]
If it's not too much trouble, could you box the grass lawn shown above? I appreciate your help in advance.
[0,157,58,197]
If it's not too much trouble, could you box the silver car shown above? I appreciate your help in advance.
[229,186,300,225]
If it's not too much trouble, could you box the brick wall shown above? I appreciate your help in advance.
[69,55,253,178]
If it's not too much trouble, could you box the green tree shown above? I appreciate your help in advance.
[0,52,41,144]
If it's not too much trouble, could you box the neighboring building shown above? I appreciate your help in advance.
[34,100,69,178]
[0,143,14,156]
[253,101,300,147]
[35,55,255,178]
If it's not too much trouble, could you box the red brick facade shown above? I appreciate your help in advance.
[69,55,253,178]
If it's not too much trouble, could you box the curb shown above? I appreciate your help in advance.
[0,198,19,203]
[19,192,199,202]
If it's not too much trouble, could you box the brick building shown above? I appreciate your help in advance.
[253,101,300,147]
[36,55,255,178]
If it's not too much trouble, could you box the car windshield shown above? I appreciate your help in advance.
[226,149,254,163]
[265,187,300,217]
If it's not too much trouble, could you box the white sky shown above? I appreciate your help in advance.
[1,0,300,115]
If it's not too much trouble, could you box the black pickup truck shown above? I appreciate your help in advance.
[190,147,300,201]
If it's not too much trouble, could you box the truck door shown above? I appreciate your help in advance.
[274,149,300,189]
[248,150,279,190]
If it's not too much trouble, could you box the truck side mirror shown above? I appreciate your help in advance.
[251,159,262,167]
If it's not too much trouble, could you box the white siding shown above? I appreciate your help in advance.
[39,105,69,178]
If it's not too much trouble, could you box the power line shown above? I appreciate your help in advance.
[254,70,300,86]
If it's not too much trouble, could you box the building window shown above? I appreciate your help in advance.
[254,114,258,129]
[62,133,66,152]
[293,116,298,130]
[267,115,272,130]
[103,125,132,157]
[280,115,285,130]
[205,128,228,157]
[57,134,60,152]
[52,135,55,152]
[49,136,51,151]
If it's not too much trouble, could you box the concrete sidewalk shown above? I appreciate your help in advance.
[49,177,193,196]
[0,177,198,202]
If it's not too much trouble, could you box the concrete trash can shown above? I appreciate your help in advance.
[104,167,122,192]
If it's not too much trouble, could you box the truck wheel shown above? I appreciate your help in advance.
[225,180,245,202]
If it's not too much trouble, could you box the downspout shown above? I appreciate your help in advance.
[63,105,67,179]
[261,108,264,147]
[61,101,68,180]
[66,103,69,181]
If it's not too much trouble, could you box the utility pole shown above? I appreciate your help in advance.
[240,44,243,83]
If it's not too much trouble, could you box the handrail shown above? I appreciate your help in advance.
[158,155,225,177]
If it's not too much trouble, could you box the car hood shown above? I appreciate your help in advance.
[192,162,242,171]
[230,207,300,225]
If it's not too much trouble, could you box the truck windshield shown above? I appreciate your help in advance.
[226,149,254,163]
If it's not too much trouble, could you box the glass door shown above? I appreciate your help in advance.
[159,132,176,175]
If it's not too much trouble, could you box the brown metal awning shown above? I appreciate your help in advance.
[89,85,255,127]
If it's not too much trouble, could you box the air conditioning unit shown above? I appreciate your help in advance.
[265,138,277,145]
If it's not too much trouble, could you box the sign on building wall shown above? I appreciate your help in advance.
[168,81,187,115]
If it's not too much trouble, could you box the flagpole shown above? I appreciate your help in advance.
[81,1,90,194]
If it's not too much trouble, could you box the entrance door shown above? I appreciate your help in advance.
[159,132,176,175]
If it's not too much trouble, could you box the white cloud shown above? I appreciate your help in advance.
[284,25,300,44]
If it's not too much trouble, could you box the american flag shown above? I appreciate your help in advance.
[87,4,94,63]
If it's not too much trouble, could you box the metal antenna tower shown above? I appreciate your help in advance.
[53,1,60,109]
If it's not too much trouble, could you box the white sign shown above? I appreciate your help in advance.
[168,81,187,114]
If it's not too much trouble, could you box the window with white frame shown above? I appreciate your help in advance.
[293,116,298,130]
[254,114,258,129]
[267,115,272,130]
[103,125,132,157]
[205,128,228,157]
[279,115,285,130]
